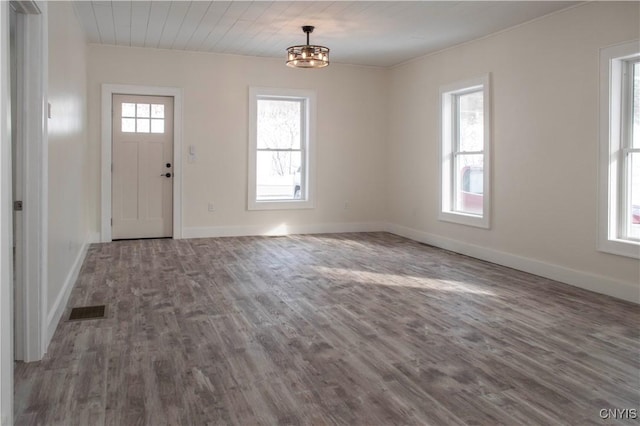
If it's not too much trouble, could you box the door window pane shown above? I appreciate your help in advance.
[136,103,150,118]
[122,103,136,117]
[256,150,302,201]
[257,99,301,149]
[458,90,484,152]
[137,118,150,133]
[151,104,165,118]
[151,119,164,134]
[454,154,483,215]
[122,118,135,132]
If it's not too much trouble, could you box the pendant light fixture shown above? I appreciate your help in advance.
[286,26,330,69]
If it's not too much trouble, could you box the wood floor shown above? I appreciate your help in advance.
[14,233,640,425]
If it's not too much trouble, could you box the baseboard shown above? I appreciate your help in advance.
[386,223,639,304]
[183,221,386,239]
[46,239,90,344]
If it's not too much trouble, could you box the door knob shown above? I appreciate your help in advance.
[161,172,172,178]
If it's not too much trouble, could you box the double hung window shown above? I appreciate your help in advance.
[439,75,491,228]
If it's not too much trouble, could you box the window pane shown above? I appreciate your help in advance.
[151,119,164,133]
[257,99,301,149]
[137,103,150,118]
[152,104,164,118]
[454,154,483,215]
[137,118,150,133]
[122,103,136,117]
[458,90,484,152]
[627,152,640,239]
[256,150,302,200]
[121,118,135,132]
[633,62,639,148]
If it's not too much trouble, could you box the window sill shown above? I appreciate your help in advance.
[438,211,489,229]
[248,200,315,211]
[598,238,640,259]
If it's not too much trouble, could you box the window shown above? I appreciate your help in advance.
[598,41,640,258]
[439,75,491,228]
[121,102,165,133]
[248,87,315,210]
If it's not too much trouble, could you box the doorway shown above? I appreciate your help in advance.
[112,94,174,239]
[101,84,183,242]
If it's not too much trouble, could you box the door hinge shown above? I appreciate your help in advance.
[13,200,23,211]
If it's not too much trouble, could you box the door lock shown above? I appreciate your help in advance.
[166,163,171,168]
[161,173,172,178]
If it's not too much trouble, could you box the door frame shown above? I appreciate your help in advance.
[101,84,183,242]
[1,0,47,421]
[11,0,48,363]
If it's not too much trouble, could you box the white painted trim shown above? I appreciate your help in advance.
[101,84,184,242]
[0,2,13,423]
[248,86,317,211]
[386,223,640,304]
[597,40,640,259]
[183,222,385,239]
[46,239,89,344]
[12,0,48,363]
[438,74,491,229]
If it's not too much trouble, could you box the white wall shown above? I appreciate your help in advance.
[47,2,91,333]
[387,2,640,301]
[86,46,389,236]
[0,2,14,423]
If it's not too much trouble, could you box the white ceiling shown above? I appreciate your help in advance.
[72,1,579,67]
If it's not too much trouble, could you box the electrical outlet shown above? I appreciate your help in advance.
[208,202,215,212]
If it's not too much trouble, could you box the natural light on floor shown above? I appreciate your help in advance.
[312,266,496,296]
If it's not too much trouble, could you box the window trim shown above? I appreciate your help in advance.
[598,41,640,259]
[439,74,491,229]
[248,87,316,211]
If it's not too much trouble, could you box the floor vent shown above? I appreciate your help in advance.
[68,305,106,321]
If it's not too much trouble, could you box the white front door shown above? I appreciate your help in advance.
[112,94,174,239]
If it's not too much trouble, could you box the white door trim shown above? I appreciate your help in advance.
[0,3,12,423]
[1,0,47,422]
[101,84,183,242]
[13,0,48,363]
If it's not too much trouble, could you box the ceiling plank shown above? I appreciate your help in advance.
[144,0,172,48]
[157,1,192,50]
[202,1,252,52]
[184,1,231,51]
[112,1,132,46]
[92,3,116,45]
[72,2,102,43]
[171,1,214,50]
[130,2,152,47]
